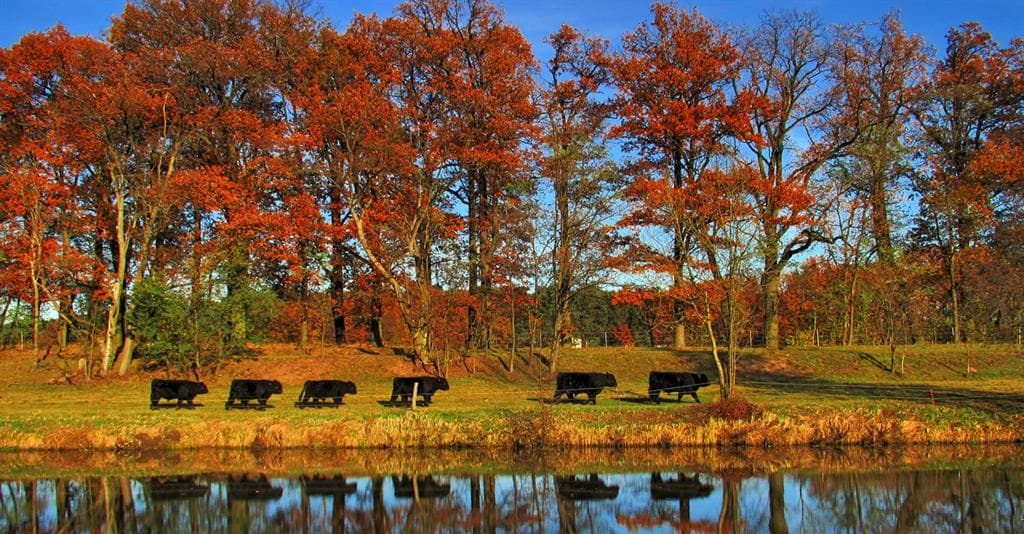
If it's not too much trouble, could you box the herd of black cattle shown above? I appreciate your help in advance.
[149,371,711,410]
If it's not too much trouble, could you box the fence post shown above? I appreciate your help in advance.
[604,332,608,346]
[411,382,418,410]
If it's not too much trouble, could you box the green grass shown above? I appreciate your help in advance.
[1,342,1023,450]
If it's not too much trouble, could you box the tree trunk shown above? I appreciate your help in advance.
[467,169,479,349]
[509,292,516,376]
[299,306,309,349]
[414,243,433,365]
[719,479,741,534]
[478,172,496,350]
[870,171,894,266]
[30,264,40,365]
[762,260,782,351]
[705,296,729,400]
[116,333,134,376]
[672,150,688,351]
[330,196,347,345]
[727,284,739,398]
[674,318,687,350]
[844,267,860,346]
[0,297,10,349]
[768,472,788,534]
[949,245,961,343]
[550,297,572,374]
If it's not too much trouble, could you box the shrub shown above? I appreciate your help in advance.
[707,397,761,421]
[131,279,279,375]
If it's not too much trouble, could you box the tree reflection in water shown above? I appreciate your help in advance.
[2,452,1024,532]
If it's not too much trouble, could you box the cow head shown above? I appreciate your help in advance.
[436,378,450,390]
[197,382,209,394]
[270,380,283,394]
[603,373,617,388]
[346,382,357,394]
[697,373,709,387]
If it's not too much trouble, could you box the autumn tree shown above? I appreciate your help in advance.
[912,23,1022,343]
[0,28,104,363]
[446,0,538,350]
[540,25,619,373]
[340,3,467,366]
[832,14,928,266]
[610,3,756,350]
[110,0,294,352]
[737,11,866,350]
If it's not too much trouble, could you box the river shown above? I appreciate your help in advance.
[1,445,1021,532]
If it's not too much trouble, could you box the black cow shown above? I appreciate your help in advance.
[553,372,617,404]
[297,380,357,407]
[648,372,709,403]
[389,376,449,405]
[150,379,208,409]
[225,379,283,410]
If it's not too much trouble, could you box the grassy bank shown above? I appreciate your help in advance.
[1,343,1023,450]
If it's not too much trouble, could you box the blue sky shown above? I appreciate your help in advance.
[3,0,1023,55]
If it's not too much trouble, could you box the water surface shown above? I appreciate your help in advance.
[1,446,1021,533]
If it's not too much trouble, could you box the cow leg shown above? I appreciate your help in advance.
[553,391,562,402]
[401,395,410,404]
[677,392,684,401]
[650,391,660,404]
[588,391,597,405]
[390,391,398,403]
[691,392,700,403]
[176,398,183,409]
[151,395,159,409]
[333,397,342,405]
[422,394,432,405]
[258,398,267,410]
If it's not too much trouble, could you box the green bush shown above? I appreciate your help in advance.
[130,279,281,375]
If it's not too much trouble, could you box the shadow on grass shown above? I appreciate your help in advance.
[858,352,890,372]
[377,400,434,408]
[223,404,277,411]
[149,403,205,410]
[745,372,1024,415]
[294,402,345,409]
[615,396,702,406]
[527,396,606,405]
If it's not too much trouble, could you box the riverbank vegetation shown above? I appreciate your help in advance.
[2,344,1022,451]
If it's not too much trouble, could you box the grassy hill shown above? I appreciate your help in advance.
[1,343,1022,450]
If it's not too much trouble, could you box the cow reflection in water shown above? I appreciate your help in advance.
[651,473,713,525]
[556,474,620,500]
[227,474,283,500]
[148,476,210,500]
[391,475,451,499]
[300,475,357,534]
[556,474,619,533]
